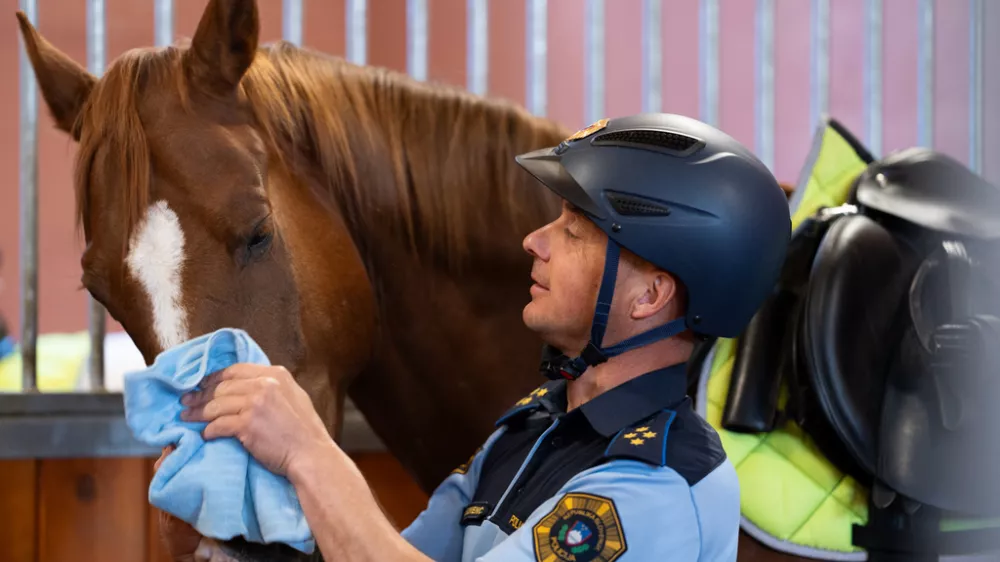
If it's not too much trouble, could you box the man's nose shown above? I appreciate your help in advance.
[523,226,550,260]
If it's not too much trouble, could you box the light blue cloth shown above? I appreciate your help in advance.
[123,328,315,554]
[0,335,15,361]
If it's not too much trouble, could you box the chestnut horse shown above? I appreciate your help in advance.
[16,1,802,560]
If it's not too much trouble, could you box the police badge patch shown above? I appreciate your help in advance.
[532,492,626,562]
[564,118,609,143]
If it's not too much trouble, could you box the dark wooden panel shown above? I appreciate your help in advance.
[0,460,38,562]
[145,457,174,562]
[37,458,148,562]
[352,452,429,530]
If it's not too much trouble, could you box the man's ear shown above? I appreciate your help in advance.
[631,272,677,320]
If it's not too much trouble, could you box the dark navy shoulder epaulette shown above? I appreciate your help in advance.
[604,399,728,486]
[495,380,563,427]
[604,409,677,467]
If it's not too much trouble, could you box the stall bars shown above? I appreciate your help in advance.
[4,0,985,459]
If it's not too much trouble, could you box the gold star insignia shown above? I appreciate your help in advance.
[535,388,548,397]
[630,438,645,446]
[643,431,657,438]
[516,397,532,406]
[635,426,650,432]
[624,432,637,439]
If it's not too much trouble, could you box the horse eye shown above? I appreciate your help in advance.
[246,220,273,259]
[249,230,271,250]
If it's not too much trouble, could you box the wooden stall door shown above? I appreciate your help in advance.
[0,454,427,562]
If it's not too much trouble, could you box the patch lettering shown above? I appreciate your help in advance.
[460,501,492,526]
[533,492,626,562]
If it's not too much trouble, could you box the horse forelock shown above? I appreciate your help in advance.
[73,46,182,259]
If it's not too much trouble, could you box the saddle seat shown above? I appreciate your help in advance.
[723,146,1000,546]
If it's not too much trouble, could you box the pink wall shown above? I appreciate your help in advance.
[0,0,996,338]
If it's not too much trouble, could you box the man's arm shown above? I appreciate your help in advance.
[289,440,433,562]
[288,428,504,562]
[399,428,504,559]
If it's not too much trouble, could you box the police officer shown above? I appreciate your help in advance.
[165,113,790,561]
[400,113,790,561]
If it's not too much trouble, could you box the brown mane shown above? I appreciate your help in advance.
[73,40,567,272]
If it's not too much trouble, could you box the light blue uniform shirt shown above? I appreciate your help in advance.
[401,363,741,561]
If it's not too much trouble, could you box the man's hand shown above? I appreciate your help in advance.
[180,363,333,476]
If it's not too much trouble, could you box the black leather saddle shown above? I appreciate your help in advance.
[719,144,1000,557]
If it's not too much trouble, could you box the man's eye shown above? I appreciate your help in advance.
[564,227,579,239]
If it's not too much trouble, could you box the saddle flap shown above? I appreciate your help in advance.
[855,148,1000,240]
[800,214,918,477]
[878,243,1000,515]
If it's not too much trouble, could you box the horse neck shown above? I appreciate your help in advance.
[258,48,568,291]
[253,49,572,487]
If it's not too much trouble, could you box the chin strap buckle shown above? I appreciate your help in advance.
[540,342,609,381]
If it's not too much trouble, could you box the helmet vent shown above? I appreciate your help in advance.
[606,192,672,217]
[592,129,703,155]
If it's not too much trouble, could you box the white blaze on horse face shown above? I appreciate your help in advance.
[125,200,190,352]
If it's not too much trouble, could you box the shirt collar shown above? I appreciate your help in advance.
[576,362,689,437]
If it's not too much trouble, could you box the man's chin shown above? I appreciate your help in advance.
[521,303,547,335]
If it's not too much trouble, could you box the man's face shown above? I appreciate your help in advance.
[521,202,608,352]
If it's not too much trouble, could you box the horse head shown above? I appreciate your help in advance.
[16,0,377,428]
[18,0,569,493]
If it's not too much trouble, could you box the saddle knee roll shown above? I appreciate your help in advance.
[722,290,796,433]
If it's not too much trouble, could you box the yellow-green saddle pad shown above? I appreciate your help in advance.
[0,332,92,392]
[695,118,872,560]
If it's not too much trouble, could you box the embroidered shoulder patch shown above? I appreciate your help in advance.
[451,446,481,475]
[604,409,677,467]
[532,492,627,562]
[496,381,560,426]
[564,118,609,143]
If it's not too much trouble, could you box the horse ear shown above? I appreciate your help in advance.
[183,0,260,98]
[15,12,96,141]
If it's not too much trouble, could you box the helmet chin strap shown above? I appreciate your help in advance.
[541,240,689,381]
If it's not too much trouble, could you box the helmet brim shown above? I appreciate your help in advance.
[515,147,608,220]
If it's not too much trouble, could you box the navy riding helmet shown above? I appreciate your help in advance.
[516,113,791,380]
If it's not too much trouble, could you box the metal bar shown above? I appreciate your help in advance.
[917,0,934,147]
[346,0,367,65]
[466,0,488,95]
[18,0,38,393]
[526,0,547,116]
[0,415,160,459]
[1,392,132,416]
[642,0,661,113]
[755,0,775,171]
[87,0,105,76]
[407,0,428,81]
[584,0,604,124]
[154,0,173,47]
[86,0,107,391]
[810,0,830,127]
[283,0,303,46]
[969,0,984,173]
[865,0,883,156]
[699,0,719,126]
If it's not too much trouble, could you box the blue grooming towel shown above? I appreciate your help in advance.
[0,335,15,361]
[123,328,315,554]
